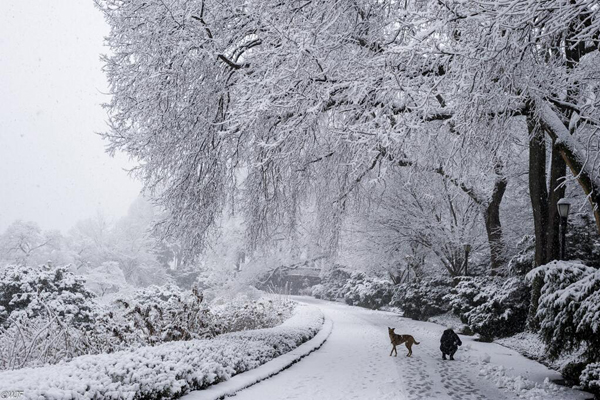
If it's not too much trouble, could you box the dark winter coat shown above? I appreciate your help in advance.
[440,329,462,354]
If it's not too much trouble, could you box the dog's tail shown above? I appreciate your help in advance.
[414,340,420,345]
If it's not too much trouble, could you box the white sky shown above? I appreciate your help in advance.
[0,0,142,233]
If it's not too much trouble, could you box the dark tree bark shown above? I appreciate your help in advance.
[546,142,566,262]
[528,117,550,266]
[392,153,508,274]
[485,167,508,273]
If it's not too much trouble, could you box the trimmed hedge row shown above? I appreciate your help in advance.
[0,304,323,400]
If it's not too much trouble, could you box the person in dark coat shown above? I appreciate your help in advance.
[440,328,462,360]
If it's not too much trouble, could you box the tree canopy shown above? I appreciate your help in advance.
[97,0,600,269]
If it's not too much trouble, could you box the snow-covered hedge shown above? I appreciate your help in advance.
[311,266,352,300]
[98,286,294,350]
[0,304,323,400]
[446,276,530,340]
[580,362,600,396]
[341,273,394,309]
[527,261,600,392]
[527,261,600,362]
[0,264,96,327]
[0,265,99,369]
[310,268,395,310]
[390,277,452,321]
[0,270,295,371]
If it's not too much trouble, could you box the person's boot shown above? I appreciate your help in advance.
[442,353,447,360]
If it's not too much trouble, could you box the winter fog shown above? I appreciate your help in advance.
[0,0,140,232]
[1,1,600,400]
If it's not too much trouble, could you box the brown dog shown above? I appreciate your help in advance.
[388,327,420,357]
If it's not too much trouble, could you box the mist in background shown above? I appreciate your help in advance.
[0,0,141,232]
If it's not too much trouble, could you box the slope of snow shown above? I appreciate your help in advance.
[227,297,590,400]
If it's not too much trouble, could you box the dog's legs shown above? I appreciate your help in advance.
[406,342,412,357]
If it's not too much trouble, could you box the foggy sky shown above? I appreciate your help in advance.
[0,0,142,233]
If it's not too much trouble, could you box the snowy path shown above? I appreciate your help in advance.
[229,297,589,400]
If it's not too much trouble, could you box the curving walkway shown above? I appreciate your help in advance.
[229,297,589,400]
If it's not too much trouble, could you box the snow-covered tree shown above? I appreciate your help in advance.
[97,0,600,275]
[0,221,65,266]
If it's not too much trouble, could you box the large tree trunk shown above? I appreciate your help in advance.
[537,101,600,234]
[485,171,507,274]
[528,117,549,266]
[546,141,566,262]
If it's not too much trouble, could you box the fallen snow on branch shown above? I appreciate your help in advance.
[0,303,324,400]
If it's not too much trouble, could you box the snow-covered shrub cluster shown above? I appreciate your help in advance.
[525,260,600,393]
[0,304,323,400]
[446,276,530,340]
[309,267,394,310]
[565,214,600,268]
[0,264,295,371]
[390,277,452,321]
[310,266,352,300]
[527,261,600,363]
[0,264,96,327]
[527,261,600,378]
[580,363,600,396]
[211,296,293,333]
[340,272,394,309]
[507,235,535,276]
[93,284,216,349]
[0,264,99,369]
[310,266,454,319]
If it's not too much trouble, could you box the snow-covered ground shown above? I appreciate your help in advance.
[222,297,590,400]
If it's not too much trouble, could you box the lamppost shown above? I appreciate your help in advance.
[557,198,571,260]
[463,243,472,276]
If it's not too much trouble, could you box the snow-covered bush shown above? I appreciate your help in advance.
[211,296,293,333]
[311,266,352,300]
[566,214,600,268]
[446,276,530,340]
[93,284,215,350]
[310,283,327,299]
[561,362,588,387]
[0,265,295,370]
[0,305,324,400]
[527,261,600,362]
[310,267,394,310]
[0,264,96,327]
[0,308,95,370]
[390,277,452,320]
[0,264,99,369]
[580,362,600,396]
[507,235,535,276]
[341,272,394,309]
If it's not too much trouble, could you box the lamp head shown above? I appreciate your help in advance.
[557,198,571,218]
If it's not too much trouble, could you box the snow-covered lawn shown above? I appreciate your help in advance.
[227,297,590,400]
[0,304,324,400]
